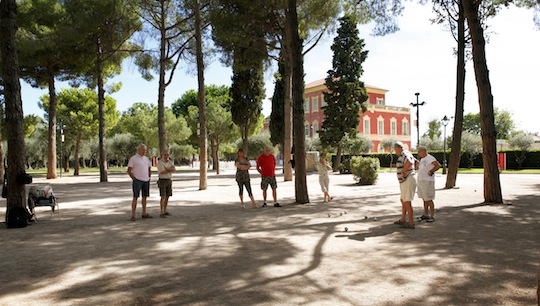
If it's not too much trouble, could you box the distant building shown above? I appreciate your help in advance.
[263,79,412,152]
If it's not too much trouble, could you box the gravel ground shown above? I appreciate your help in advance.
[0,168,538,306]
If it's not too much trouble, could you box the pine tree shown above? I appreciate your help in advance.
[319,15,368,171]
[269,60,285,149]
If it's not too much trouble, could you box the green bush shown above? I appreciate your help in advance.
[350,156,380,185]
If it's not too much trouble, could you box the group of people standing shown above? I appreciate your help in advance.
[394,142,442,229]
[127,144,176,221]
[127,142,439,226]
[234,147,334,208]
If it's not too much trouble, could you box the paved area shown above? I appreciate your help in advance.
[0,168,539,305]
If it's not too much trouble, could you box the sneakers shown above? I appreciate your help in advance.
[420,215,429,220]
[426,216,435,223]
[160,214,167,218]
[142,214,153,219]
[401,222,415,229]
[394,220,406,225]
[262,203,268,208]
[274,203,282,207]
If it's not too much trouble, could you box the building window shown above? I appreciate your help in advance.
[312,96,318,112]
[378,144,384,152]
[312,121,318,134]
[305,99,310,113]
[402,119,409,135]
[363,117,370,134]
[377,117,384,135]
[376,98,385,105]
[321,95,327,107]
[305,123,310,137]
[391,118,397,135]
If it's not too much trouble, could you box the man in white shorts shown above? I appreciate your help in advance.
[394,142,417,229]
[417,146,441,222]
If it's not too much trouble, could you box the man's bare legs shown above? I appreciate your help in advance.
[142,197,148,216]
[131,198,138,219]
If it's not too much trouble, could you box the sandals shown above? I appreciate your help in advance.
[394,220,406,225]
[142,214,153,219]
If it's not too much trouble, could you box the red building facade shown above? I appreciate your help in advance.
[304,79,412,152]
[263,79,412,152]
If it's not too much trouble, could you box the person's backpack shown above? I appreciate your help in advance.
[6,206,30,228]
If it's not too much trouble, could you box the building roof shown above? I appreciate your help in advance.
[305,78,388,92]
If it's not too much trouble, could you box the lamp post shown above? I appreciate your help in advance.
[410,92,425,149]
[59,123,65,178]
[441,115,450,174]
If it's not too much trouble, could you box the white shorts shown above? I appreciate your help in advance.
[417,180,435,201]
[319,174,329,193]
[399,174,416,202]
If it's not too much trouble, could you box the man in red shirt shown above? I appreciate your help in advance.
[256,146,281,207]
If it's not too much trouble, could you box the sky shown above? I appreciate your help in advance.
[20,3,540,145]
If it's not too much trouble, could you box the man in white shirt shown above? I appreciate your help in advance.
[127,144,152,221]
[417,146,442,222]
[157,149,176,217]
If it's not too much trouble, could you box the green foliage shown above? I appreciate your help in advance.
[462,108,516,139]
[341,133,373,154]
[229,53,264,145]
[40,88,118,141]
[508,131,535,169]
[63,0,142,85]
[461,131,482,168]
[320,15,369,149]
[237,131,276,160]
[169,143,195,161]
[25,121,48,169]
[23,115,44,138]
[109,133,139,166]
[350,156,380,185]
[420,135,443,151]
[269,60,285,147]
[306,137,323,152]
[114,103,190,150]
[17,0,79,87]
[424,119,442,140]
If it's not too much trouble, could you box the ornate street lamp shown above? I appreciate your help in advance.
[442,115,451,174]
[410,92,425,149]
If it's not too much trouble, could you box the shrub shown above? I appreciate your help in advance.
[350,156,380,185]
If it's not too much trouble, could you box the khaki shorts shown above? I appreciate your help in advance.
[417,180,435,201]
[261,176,277,190]
[399,174,416,202]
[157,179,172,197]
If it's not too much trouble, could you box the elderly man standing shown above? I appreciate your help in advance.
[157,149,176,218]
[394,142,417,229]
[257,146,281,208]
[127,144,152,221]
[417,146,441,222]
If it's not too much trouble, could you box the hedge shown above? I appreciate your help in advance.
[333,150,540,171]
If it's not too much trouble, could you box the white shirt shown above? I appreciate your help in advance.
[157,158,174,179]
[127,154,151,181]
[418,154,437,182]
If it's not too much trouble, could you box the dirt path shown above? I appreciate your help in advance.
[1,170,538,305]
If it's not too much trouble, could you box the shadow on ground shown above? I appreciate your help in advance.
[0,174,538,305]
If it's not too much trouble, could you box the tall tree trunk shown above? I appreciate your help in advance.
[1,0,27,210]
[96,39,108,182]
[334,144,343,172]
[73,134,81,176]
[462,0,502,203]
[242,125,248,154]
[211,138,220,174]
[446,0,466,189]
[283,57,293,181]
[157,1,167,154]
[46,74,57,179]
[287,0,309,204]
[194,0,207,190]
